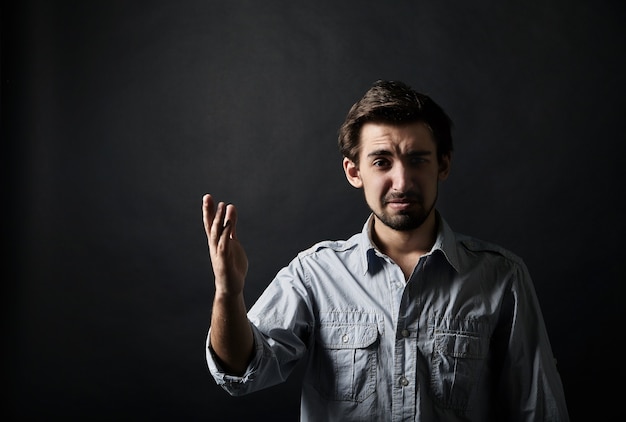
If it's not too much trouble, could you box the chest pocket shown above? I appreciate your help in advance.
[313,313,380,403]
[429,316,490,411]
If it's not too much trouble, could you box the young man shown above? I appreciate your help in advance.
[203,80,570,421]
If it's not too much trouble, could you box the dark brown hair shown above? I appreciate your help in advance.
[338,80,453,164]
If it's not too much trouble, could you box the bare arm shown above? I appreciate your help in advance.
[203,194,254,375]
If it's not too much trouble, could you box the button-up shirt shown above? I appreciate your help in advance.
[206,213,570,421]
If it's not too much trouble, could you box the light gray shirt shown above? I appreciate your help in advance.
[206,213,570,421]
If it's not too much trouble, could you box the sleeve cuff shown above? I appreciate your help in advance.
[205,325,264,389]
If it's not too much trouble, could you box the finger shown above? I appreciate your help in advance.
[211,202,230,246]
[224,204,238,240]
[204,194,225,249]
[202,194,216,237]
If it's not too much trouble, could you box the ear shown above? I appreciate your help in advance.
[438,153,451,181]
[343,157,363,188]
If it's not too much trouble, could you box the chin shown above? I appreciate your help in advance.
[376,212,426,231]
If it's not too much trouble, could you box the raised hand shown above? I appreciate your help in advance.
[202,194,248,297]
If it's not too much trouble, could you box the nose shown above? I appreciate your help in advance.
[390,163,412,192]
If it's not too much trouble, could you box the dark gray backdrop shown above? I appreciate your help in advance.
[4,0,625,420]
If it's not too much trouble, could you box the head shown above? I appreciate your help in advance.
[339,80,454,232]
[338,80,453,166]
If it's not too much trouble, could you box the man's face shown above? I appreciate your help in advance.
[343,121,450,231]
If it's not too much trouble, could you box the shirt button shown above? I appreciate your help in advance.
[399,376,409,387]
[401,329,410,338]
[342,334,349,343]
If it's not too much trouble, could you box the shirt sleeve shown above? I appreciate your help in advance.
[497,260,570,421]
[205,323,263,394]
[205,256,314,396]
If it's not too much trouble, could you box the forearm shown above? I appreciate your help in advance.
[210,292,254,376]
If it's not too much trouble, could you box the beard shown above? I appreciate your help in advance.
[373,191,437,231]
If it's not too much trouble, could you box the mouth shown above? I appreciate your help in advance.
[383,191,420,211]
[385,199,416,211]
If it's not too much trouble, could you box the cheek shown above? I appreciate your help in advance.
[419,175,441,196]
[362,176,388,198]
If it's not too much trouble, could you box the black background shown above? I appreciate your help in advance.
[4,1,625,420]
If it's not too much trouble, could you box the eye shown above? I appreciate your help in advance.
[409,156,428,166]
[372,159,390,168]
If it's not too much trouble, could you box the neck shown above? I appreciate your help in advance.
[372,210,439,261]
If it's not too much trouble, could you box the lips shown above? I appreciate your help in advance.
[384,193,419,211]
[385,199,415,211]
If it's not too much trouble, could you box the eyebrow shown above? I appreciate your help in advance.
[366,149,392,158]
[366,149,433,158]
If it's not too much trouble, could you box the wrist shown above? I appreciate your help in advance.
[213,288,245,303]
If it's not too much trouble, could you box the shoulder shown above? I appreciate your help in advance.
[297,237,360,260]
[439,215,526,272]
[448,233,534,291]
[293,230,365,262]
[454,232,525,268]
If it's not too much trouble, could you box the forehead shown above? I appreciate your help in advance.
[358,121,436,156]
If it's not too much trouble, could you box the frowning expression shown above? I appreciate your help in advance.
[343,121,450,231]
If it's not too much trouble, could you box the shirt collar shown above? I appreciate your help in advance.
[358,211,461,275]
[432,212,461,273]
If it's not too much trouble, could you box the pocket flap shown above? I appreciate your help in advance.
[319,323,378,349]
[435,331,485,359]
